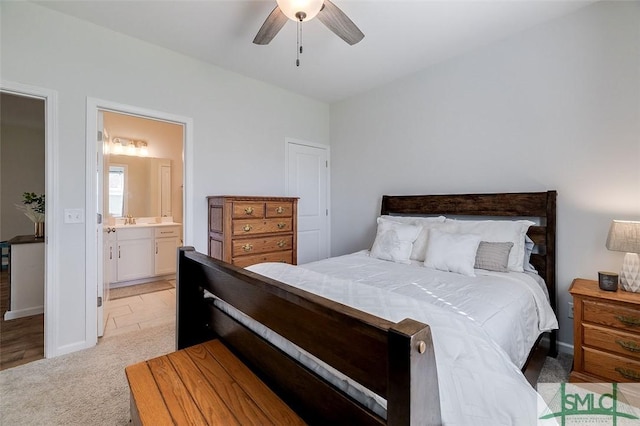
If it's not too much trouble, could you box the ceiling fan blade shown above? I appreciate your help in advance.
[317,0,364,45]
[253,6,288,45]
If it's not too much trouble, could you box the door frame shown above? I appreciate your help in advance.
[1,80,59,358]
[85,98,194,346]
[284,137,331,259]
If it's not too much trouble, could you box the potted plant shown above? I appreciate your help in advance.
[16,192,45,238]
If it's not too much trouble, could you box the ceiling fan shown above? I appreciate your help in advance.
[253,0,364,65]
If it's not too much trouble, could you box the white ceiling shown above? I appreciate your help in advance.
[37,0,596,103]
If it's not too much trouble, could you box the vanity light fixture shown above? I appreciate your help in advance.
[112,138,124,155]
[136,141,149,157]
[111,137,149,157]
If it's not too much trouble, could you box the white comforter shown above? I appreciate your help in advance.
[246,252,559,425]
[299,250,558,368]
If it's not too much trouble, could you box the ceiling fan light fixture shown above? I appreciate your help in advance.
[276,0,324,22]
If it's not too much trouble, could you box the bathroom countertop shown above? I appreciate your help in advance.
[114,222,181,229]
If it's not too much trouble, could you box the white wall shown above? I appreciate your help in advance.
[1,2,329,354]
[330,1,640,348]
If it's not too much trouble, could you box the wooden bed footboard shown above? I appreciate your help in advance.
[177,247,441,425]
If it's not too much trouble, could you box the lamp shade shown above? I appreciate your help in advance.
[276,0,324,21]
[606,220,640,253]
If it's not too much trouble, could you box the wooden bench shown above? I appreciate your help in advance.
[125,339,306,425]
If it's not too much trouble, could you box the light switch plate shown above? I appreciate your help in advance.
[64,208,84,224]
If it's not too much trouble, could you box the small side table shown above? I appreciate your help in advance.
[569,278,640,383]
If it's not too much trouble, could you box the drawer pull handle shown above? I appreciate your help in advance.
[277,240,286,248]
[242,244,253,252]
[615,367,640,381]
[243,225,252,232]
[276,206,284,214]
[277,223,286,229]
[616,340,640,352]
[615,315,640,327]
[244,207,254,215]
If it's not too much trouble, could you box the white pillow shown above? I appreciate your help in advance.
[443,219,534,272]
[370,218,421,264]
[523,235,538,274]
[424,229,481,277]
[380,215,446,261]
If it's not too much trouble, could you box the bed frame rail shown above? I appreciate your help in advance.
[177,247,441,425]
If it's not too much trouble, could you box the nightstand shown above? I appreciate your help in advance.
[569,278,640,383]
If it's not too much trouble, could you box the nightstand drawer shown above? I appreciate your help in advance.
[584,347,640,382]
[583,323,640,360]
[232,236,293,257]
[232,250,293,268]
[583,299,640,333]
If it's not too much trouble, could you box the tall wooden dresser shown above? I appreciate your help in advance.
[569,278,640,383]
[207,196,298,267]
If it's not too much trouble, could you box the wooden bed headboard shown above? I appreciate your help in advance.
[380,190,558,356]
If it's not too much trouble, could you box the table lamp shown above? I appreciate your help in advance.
[606,220,640,292]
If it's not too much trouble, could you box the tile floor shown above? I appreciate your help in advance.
[102,287,176,338]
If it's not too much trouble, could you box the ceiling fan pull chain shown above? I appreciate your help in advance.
[296,18,303,67]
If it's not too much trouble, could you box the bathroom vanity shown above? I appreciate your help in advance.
[106,222,181,287]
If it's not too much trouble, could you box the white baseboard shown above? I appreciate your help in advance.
[110,274,175,289]
[4,305,44,320]
[557,340,574,355]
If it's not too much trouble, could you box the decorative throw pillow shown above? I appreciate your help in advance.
[474,241,514,272]
[424,229,481,276]
[380,215,446,261]
[444,219,534,272]
[370,218,421,264]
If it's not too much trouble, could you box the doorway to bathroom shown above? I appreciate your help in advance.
[85,98,193,346]
[100,111,184,338]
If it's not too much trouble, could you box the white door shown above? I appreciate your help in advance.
[286,141,329,264]
[97,111,109,337]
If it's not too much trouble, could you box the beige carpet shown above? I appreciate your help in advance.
[109,279,174,300]
[0,321,571,425]
[0,322,175,426]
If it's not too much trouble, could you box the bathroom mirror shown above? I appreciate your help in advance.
[107,155,172,218]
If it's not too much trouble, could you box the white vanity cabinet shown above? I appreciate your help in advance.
[111,223,181,286]
[115,227,154,282]
[154,226,180,275]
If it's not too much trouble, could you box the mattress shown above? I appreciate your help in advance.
[293,250,558,368]
[203,251,559,424]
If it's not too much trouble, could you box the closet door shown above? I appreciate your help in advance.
[286,141,329,265]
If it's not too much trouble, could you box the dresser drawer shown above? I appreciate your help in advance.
[583,347,640,382]
[583,299,640,333]
[232,202,265,219]
[265,201,293,218]
[232,250,293,268]
[233,219,293,236]
[583,323,640,360]
[232,236,293,257]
